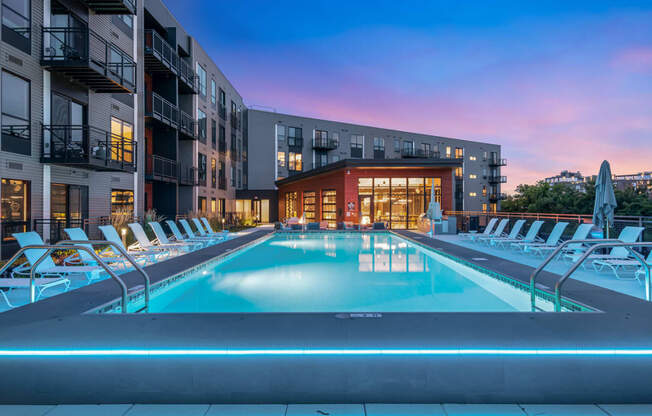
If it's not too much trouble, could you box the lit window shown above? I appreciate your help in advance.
[469,174,477,179]
[289,152,302,171]
[455,147,464,158]
[482,203,488,212]
[469,192,477,197]
[469,156,477,161]
[110,117,133,163]
[446,146,451,157]
[277,151,285,167]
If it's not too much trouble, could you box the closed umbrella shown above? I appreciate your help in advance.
[426,179,441,237]
[592,160,617,238]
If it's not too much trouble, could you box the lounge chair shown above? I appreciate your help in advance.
[192,218,227,239]
[565,226,645,265]
[372,222,386,230]
[517,222,569,254]
[531,223,594,259]
[459,218,498,239]
[201,217,229,237]
[165,220,216,247]
[492,220,544,249]
[487,219,526,247]
[12,231,102,284]
[98,225,166,265]
[306,222,320,231]
[179,219,214,242]
[63,228,130,270]
[128,222,187,254]
[475,219,510,244]
[596,250,652,281]
[148,222,201,252]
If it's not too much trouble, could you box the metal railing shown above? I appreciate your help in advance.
[32,218,84,243]
[57,239,151,313]
[178,58,198,92]
[553,242,652,311]
[488,175,507,183]
[179,110,197,139]
[489,193,507,202]
[489,157,507,166]
[144,29,178,73]
[287,137,303,148]
[42,125,136,172]
[0,244,128,312]
[313,138,338,150]
[146,91,179,127]
[148,154,178,180]
[529,239,621,311]
[178,165,198,186]
[42,26,136,91]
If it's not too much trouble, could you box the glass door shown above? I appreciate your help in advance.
[359,195,371,226]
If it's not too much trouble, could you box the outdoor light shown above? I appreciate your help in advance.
[121,227,127,247]
[222,217,225,231]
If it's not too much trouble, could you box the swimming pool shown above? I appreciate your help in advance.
[113,232,572,313]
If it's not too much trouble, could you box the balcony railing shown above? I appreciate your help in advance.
[41,125,136,173]
[146,154,177,182]
[144,29,178,75]
[489,193,507,202]
[488,175,507,184]
[313,138,338,150]
[178,58,198,94]
[400,148,438,158]
[41,26,136,93]
[145,91,179,129]
[178,165,198,186]
[489,157,507,167]
[179,110,197,140]
[79,0,136,14]
[1,125,30,155]
[287,137,303,149]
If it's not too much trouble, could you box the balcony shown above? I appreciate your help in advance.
[489,157,507,167]
[79,0,136,14]
[41,27,136,93]
[178,58,198,95]
[178,165,198,186]
[146,154,177,183]
[313,138,338,150]
[145,91,179,129]
[287,137,303,150]
[41,125,136,173]
[489,193,507,202]
[178,110,197,140]
[488,175,507,184]
[144,29,178,75]
[401,148,436,158]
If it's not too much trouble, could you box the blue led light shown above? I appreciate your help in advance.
[1,348,652,356]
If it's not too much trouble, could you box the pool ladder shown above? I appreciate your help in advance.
[0,240,150,313]
[530,239,652,312]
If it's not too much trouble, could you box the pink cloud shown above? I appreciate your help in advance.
[612,47,652,72]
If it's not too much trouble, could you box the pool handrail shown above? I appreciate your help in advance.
[554,242,652,312]
[0,244,128,313]
[529,238,621,311]
[57,239,151,312]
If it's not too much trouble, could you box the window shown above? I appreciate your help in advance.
[331,132,339,147]
[469,174,477,179]
[218,160,226,190]
[211,119,217,149]
[2,0,30,53]
[350,134,363,158]
[469,156,477,161]
[455,147,464,159]
[421,143,431,156]
[198,153,207,186]
[317,153,328,167]
[230,132,237,160]
[332,155,339,163]
[237,169,242,188]
[230,166,235,187]
[285,192,298,219]
[394,139,400,152]
[276,125,286,146]
[1,71,30,155]
[277,151,286,167]
[469,192,477,197]
[1,178,30,242]
[482,203,488,212]
[198,196,207,212]
[315,129,328,140]
[373,137,384,151]
[211,79,216,106]
[288,152,302,171]
[288,127,302,147]
[197,109,207,142]
[303,191,316,220]
[482,185,487,197]
[211,198,216,213]
[211,158,217,188]
[455,167,463,178]
[219,124,226,152]
[446,146,451,158]
[51,183,88,222]
[196,63,207,96]
[402,140,414,154]
[110,117,133,163]
[322,190,337,228]
[111,189,134,216]
[483,151,488,161]
[219,198,225,217]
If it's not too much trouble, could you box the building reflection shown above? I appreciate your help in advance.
[358,235,429,273]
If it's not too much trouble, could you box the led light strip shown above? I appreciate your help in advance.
[1,348,652,356]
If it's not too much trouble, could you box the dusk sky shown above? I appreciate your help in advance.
[163,0,652,192]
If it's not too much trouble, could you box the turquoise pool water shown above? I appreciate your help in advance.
[138,232,557,313]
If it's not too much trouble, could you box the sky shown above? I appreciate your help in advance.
[163,0,652,193]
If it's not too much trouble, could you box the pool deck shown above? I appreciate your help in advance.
[2,229,652,404]
[2,403,652,415]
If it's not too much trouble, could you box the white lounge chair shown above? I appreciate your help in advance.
[63,227,130,270]
[475,219,510,244]
[595,250,652,281]
[165,220,214,247]
[147,222,201,252]
[493,220,544,249]
[192,218,227,240]
[459,218,497,240]
[531,223,594,259]
[517,222,569,255]
[98,225,166,265]
[487,219,526,247]
[128,222,185,254]
[12,231,102,284]
[565,226,645,266]
[201,217,229,237]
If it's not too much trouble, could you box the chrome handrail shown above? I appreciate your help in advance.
[56,240,151,312]
[554,242,652,311]
[529,239,621,311]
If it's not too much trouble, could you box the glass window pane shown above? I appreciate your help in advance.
[2,71,29,121]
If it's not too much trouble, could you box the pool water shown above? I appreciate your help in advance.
[140,233,557,313]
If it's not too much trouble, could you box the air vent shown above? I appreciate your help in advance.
[111,176,120,182]
[7,161,23,170]
[7,54,23,66]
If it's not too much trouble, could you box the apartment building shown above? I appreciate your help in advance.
[544,170,588,192]
[239,110,505,227]
[0,0,139,258]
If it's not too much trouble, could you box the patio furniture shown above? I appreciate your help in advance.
[98,225,167,265]
[516,222,569,254]
[459,218,497,239]
[487,219,526,247]
[491,220,544,249]
[148,222,201,252]
[474,218,510,244]
[165,220,214,248]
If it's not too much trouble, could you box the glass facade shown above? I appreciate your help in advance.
[321,190,337,228]
[303,191,316,220]
[285,192,298,218]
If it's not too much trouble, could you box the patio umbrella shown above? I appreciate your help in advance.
[426,179,441,236]
[592,160,617,238]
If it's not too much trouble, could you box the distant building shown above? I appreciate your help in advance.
[544,171,588,192]
[543,170,651,195]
